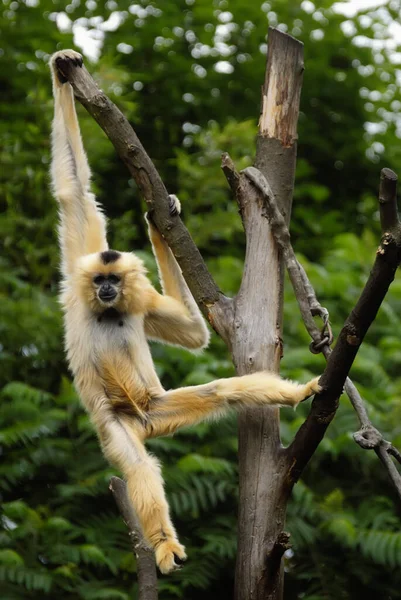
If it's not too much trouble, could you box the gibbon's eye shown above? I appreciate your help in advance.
[108,274,121,285]
[93,275,105,285]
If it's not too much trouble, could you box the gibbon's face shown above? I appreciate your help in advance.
[90,250,123,307]
[76,250,149,314]
[93,272,121,305]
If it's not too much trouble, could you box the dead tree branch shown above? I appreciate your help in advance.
[55,55,233,343]
[242,165,401,499]
[110,477,158,600]
[286,168,401,484]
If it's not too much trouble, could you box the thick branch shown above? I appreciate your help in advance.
[110,477,158,600]
[55,56,233,342]
[287,168,401,482]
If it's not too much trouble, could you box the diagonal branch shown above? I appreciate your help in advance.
[286,168,401,483]
[110,477,158,600]
[241,165,401,498]
[55,56,233,342]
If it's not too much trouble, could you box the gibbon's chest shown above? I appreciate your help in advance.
[91,309,148,367]
[91,309,159,410]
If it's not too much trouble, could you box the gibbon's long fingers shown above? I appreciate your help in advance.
[146,373,322,437]
[96,413,185,573]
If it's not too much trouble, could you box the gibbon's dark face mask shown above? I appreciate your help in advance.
[93,274,121,303]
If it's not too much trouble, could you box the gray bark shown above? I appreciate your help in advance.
[233,28,304,600]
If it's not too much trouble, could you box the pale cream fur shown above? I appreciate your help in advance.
[49,50,322,575]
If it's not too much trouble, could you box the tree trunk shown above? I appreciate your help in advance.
[233,29,304,600]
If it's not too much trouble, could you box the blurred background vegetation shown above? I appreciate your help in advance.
[1,0,401,598]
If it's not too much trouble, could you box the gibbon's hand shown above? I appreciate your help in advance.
[145,194,181,225]
[50,49,83,85]
[168,194,181,216]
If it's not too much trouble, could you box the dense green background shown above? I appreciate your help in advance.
[2,0,401,598]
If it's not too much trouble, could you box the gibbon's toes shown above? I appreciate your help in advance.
[50,50,83,83]
[168,194,181,217]
[155,539,187,574]
[301,377,322,402]
[173,553,186,566]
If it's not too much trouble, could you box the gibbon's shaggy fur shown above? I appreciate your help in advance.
[49,49,321,574]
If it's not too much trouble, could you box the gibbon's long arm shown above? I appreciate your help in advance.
[50,50,108,277]
[144,208,210,350]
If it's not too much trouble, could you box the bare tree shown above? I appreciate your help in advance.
[57,27,401,600]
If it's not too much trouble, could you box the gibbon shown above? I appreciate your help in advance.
[49,49,321,574]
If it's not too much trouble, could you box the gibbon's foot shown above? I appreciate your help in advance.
[155,539,187,574]
[50,49,83,84]
[300,377,322,402]
[168,194,181,216]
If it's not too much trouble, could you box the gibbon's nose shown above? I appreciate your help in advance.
[99,283,117,301]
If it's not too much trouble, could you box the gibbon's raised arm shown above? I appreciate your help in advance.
[144,203,210,350]
[50,50,108,277]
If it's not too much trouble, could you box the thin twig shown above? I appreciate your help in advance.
[241,166,401,498]
[375,446,401,503]
[110,477,158,600]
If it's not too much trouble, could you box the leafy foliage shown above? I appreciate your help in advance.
[1,0,401,599]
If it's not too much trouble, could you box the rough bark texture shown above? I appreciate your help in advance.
[109,477,158,600]
[233,28,304,600]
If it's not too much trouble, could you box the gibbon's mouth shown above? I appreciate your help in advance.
[98,291,117,302]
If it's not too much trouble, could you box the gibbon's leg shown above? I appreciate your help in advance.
[49,50,107,276]
[144,197,210,349]
[147,372,321,437]
[94,409,186,574]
